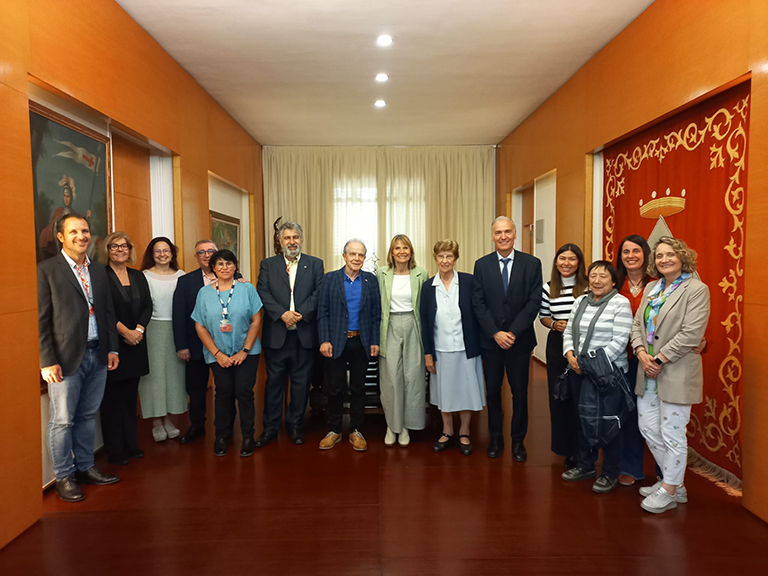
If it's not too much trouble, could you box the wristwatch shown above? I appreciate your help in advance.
[136,327,145,334]
[242,347,251,354]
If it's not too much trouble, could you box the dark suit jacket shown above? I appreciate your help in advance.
[472,250,543,354]
[317,268,381,360]
[105,266,152,380]
[172,268,207,361]
[420,272,481,359]
[257,253,324,349]
[37,253,119,376]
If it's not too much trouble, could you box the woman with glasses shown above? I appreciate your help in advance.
[139,237,187,442]
[96,232,152,464]
[191,249,263,457]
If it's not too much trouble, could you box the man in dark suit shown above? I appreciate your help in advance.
[256,222,324,447]
[473,217,542,461]
[172,239,219,443]
[38,213,121,502]
[317,239,381,452]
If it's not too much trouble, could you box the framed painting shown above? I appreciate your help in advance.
[29,102,111,264]
[210,211,240,258]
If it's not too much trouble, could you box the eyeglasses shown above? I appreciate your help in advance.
[108,243,132,252]
[154,249,172,255]
[215,261,235,269]
[196,249,216,256]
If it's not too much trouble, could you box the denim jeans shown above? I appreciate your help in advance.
[47,347,108,479]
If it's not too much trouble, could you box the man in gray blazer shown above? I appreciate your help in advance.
[38,213,120,502]
[256,222,324,446]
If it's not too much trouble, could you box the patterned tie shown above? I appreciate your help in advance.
[501,258,510,292]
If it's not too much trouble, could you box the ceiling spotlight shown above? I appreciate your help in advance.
[376,35,393,47]
[375,100,387,108]
[375,73,389,82]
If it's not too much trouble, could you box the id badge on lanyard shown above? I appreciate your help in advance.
[217,282,235,332]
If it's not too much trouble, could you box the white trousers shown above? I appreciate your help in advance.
[637,389,692,486]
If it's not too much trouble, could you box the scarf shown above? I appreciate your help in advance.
[571,288,618,357]
[645,273,691,347]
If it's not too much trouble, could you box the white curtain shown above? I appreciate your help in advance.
[263,146,495,274]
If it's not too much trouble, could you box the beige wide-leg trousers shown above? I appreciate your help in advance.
[379,312,426,432]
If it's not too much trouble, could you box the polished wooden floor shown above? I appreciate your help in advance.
[2,363,767,575]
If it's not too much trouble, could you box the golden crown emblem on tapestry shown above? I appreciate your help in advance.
[638,187,686,219]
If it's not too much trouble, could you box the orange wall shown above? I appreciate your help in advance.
[0,0,264,548]
[497,0,768,521]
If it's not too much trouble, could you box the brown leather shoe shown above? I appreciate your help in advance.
[349,430,367,452]
[319,431,341,450]
[618,474,636,486]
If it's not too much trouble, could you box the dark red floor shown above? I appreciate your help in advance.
[1,363,766,575]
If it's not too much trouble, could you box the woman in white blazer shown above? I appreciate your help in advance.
[630,236,710,514]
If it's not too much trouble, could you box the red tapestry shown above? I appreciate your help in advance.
[603,82,750,477]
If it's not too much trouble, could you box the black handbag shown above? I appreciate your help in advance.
[553,367,572,401]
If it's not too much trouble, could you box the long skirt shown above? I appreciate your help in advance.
[379,312,426,432]
[546,330,578,458]
[138,320,188,418]
[429,351,485,412]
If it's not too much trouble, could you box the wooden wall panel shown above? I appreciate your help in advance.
[112,135,152,259]
[496,0,768,521]
[1,0,264,548]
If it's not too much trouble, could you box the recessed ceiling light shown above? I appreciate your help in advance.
[375,73,389,82]
[376,35,393,47]
[375,100,386,108]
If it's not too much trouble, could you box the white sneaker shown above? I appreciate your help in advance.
[398,428,410,446]
[641,486,678,514]
[164,422,180,439]
[639,481,688,503]
[384,428,397,446]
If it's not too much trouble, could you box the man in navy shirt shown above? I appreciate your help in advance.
[317,239,381,451]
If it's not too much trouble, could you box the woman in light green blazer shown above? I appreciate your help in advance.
[377,234,428,446]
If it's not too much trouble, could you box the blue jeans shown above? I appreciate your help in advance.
[47,347,108,479]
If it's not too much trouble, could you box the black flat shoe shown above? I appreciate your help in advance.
[487,437,504,458]
[512,442,527,462]
[75,467,119,485]
[127,448,144,459]
[459,434,473,456]
[214,437,228,456]
[255,431,278,448]
[433,434,453,452]
[240,437,256,457]
[287,426,304,445]
[180,426,206,444]
[55,477,84,502]
[564,456,577,469]
[108,453,129,466]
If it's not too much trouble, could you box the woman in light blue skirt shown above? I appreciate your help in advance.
[420,240,485,456]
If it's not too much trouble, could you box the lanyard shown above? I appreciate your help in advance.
[215,282,235,320]
[75,261,95,315]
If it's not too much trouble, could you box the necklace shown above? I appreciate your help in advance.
[628,277,643,297]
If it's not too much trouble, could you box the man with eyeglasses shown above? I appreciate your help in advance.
[172,239,222,443]
[256,222,324,447]
[37,213,121,501]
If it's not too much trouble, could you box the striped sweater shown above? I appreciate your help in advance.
[540,276,582,321]
[562,293,633,373]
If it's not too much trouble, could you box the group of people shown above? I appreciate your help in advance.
[38,211,709,515]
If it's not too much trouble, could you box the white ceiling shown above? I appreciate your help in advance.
[116,0,654,146]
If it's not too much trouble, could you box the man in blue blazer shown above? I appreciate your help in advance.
[472,217,543,461]
[317,239,381,452]
[172,239,219,443]
[256,222,324,447]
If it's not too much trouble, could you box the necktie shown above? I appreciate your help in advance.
[501,258,510,292]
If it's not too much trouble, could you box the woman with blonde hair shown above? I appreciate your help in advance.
[97,232,152,464]
[631,237,710,513]
[377,234,428,446]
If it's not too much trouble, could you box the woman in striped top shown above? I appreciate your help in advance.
[539,244,588,467]
[561,261,633,494]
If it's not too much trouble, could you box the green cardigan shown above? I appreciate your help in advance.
[376,265,428,358]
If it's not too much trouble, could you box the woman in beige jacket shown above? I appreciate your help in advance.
[630,237,710,514]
